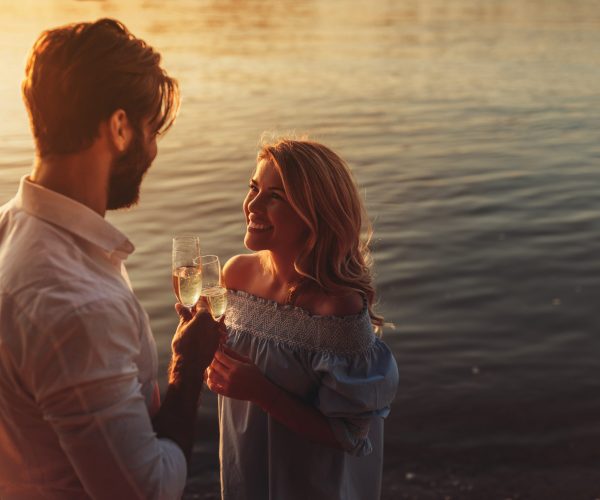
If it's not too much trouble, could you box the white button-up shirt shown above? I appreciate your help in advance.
[0,177,186,499]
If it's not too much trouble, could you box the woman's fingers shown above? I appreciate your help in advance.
[220,345,253,363]
[207,369,233,396]
[214,348,240,367]
[206,376,223,394]
[207,367,226,385]
[210,353,230,372]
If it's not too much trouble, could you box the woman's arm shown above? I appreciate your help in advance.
[206,346,342,450]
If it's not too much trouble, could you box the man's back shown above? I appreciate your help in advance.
[0,178,184,499]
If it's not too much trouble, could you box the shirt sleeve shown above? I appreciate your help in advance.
[312,338,399,457]
[22,297,187,500]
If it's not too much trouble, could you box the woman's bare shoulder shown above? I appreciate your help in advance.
[301,289,365,317]
[222,253,262,289]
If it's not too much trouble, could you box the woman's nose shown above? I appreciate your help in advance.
[247,192,266,212]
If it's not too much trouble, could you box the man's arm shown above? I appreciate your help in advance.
[27,296,220,499]
[152,299,222,463]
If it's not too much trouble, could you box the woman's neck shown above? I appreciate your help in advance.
[263,251,303,288]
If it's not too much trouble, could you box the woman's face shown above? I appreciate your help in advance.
[243,159,308,257]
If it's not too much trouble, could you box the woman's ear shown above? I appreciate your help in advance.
[107,109,133,153]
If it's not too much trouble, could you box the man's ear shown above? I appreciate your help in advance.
[107,109,133,153]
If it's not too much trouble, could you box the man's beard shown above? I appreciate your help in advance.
[107,129,153,210]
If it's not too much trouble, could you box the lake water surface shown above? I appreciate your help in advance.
[2,1,600,498]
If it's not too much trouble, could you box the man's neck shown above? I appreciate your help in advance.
[30,144,111,217]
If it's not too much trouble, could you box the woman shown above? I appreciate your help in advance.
[206,138,398,500]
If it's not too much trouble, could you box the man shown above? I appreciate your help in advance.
[0,19,221,499]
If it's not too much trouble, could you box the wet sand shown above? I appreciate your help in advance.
[186,454,600,500]
[183,413,600,500]
[381,443,600,500]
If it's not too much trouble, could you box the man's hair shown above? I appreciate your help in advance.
[22,18,179,157]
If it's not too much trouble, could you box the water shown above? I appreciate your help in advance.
[2,1,600,498]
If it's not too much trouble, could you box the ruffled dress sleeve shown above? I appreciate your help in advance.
[312,336,398,456]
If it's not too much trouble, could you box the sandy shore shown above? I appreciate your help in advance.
[183,431,600,500]
[185,458,600,500]
[181,394,600,500]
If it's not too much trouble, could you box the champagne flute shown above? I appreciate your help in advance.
[172,235,202,309]
[200,254,227,320]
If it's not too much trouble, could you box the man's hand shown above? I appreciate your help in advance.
[153,296,226,463]
[170,297,223,385]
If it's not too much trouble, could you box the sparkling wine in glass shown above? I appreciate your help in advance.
[172,235,202,308]
[200,254,227,320]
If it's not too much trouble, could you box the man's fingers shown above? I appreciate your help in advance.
[195,295,210,313]
[174,303,192,322]
[186,296,218,328]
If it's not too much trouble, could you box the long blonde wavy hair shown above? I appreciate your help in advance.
[258,138,384,332]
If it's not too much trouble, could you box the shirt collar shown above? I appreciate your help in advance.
[15,176,135,258]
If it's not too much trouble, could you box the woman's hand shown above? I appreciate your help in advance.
[208,346,342,449]
[206,346,274,405]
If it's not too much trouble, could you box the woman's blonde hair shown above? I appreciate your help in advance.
[258,137,384,331]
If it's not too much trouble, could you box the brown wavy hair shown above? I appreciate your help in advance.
[22,18,179,157]
[258,138,384,332]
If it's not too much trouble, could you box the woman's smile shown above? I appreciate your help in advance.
[247,220,273,232]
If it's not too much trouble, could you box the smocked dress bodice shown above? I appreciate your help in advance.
[219,290,399,500]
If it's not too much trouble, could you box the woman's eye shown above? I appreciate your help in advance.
[271,192,283,200]
[248,184,258,192]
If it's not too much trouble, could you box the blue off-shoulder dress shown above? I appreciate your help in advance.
[218,290,399,500]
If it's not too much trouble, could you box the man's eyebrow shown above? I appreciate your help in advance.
[249,179,285,192]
